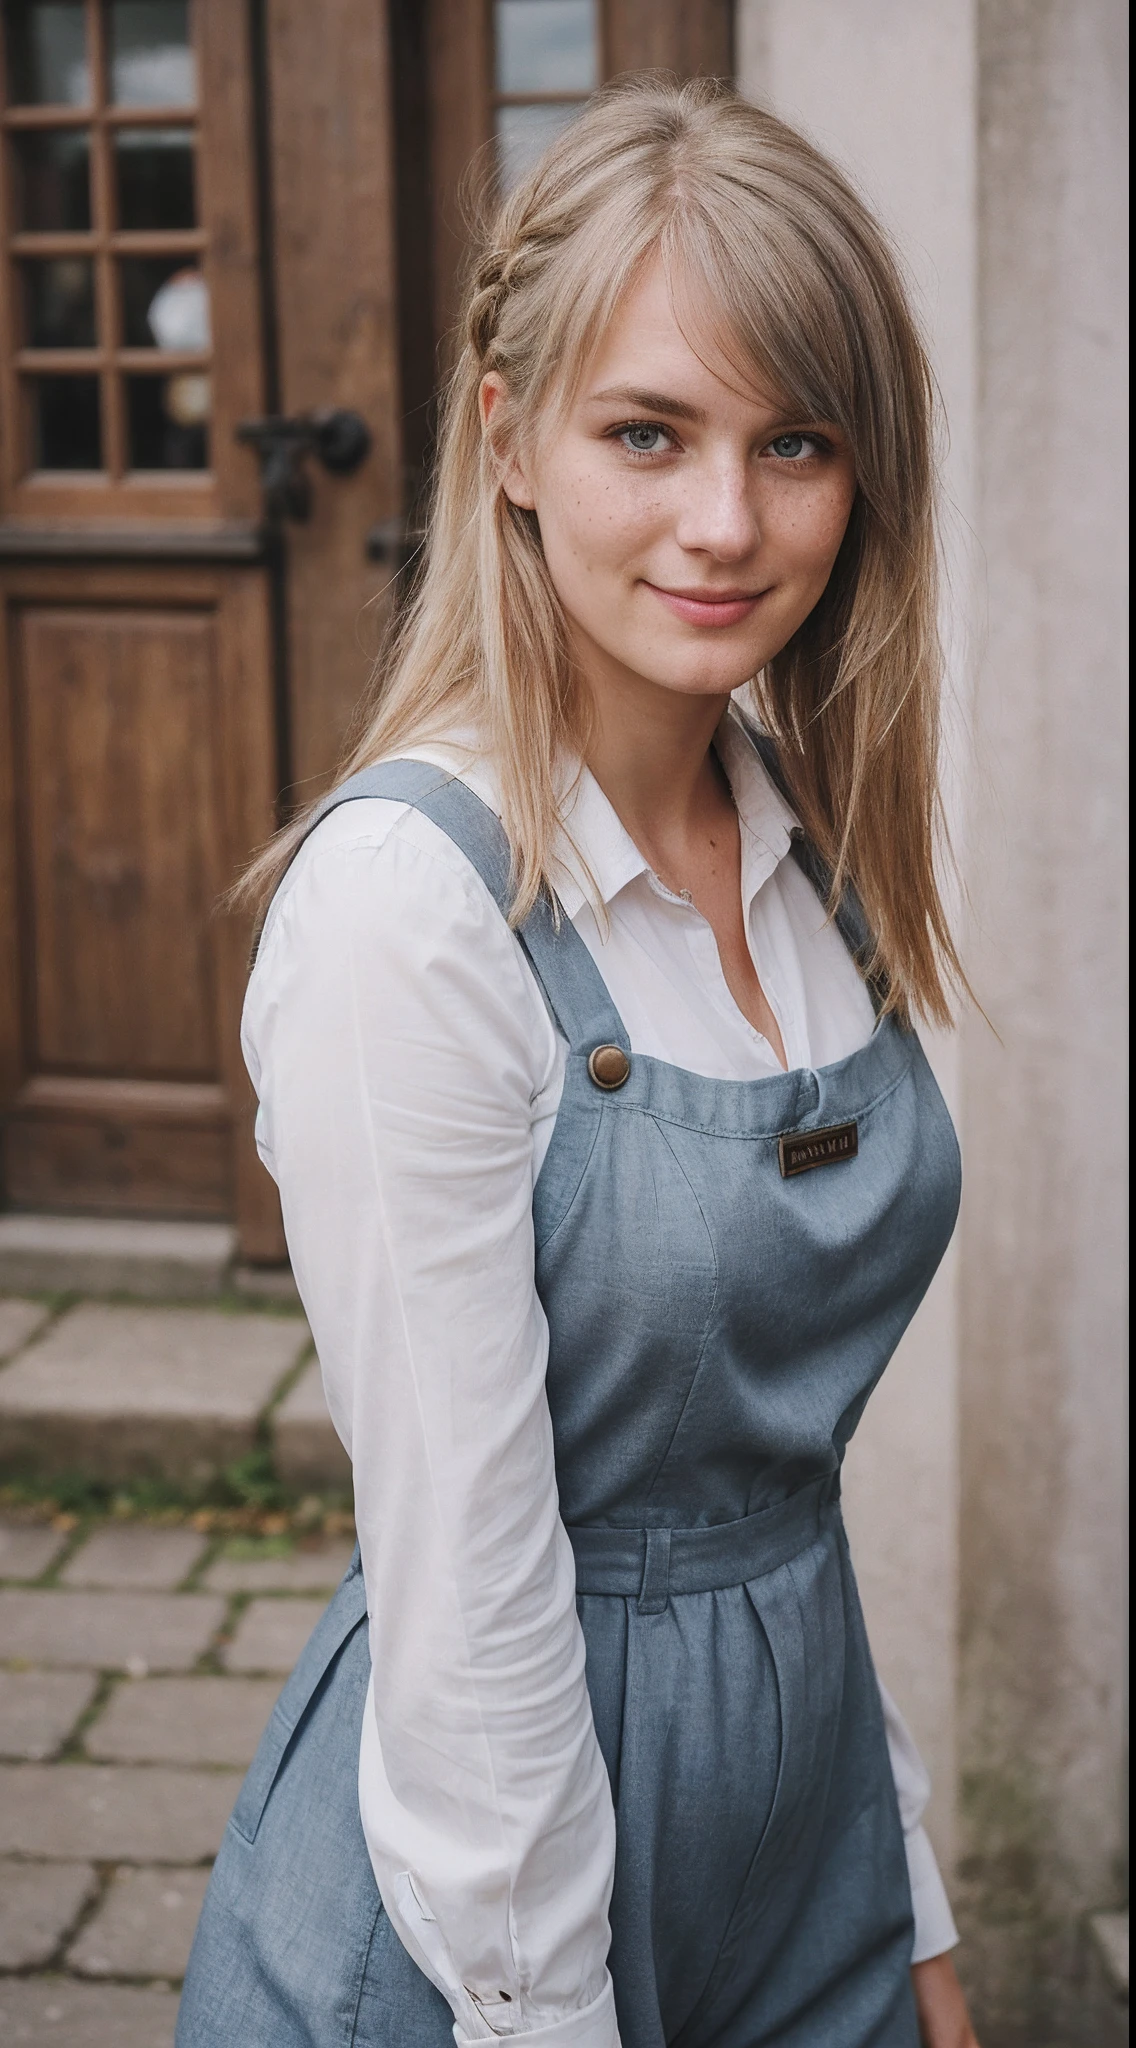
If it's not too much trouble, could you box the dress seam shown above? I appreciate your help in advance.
[641,1120,722,1507]
[584,1061,910,1143]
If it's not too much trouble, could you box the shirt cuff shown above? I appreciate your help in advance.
[906,1823,960,1964]
[455,1976,620,2047]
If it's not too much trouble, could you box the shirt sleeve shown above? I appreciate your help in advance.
[878,1680,960,1963]
[243,804,620,2045]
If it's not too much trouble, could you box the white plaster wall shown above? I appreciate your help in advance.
[956,2,1129,2029]
[736,5,1129,2028]
[736,0,979,1866]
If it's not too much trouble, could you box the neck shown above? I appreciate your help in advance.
[577,647,731,846]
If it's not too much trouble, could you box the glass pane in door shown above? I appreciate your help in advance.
[108,0,195,106]
[29,372,101,465]
[3,0,89,105]
[120,255,208,348]
[495,0,596,92]
[22,256,97,346]
[12,126,92,228]
[125,369,207,468]
[114,124,195,227]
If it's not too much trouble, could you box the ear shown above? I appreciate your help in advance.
[479,372,537,511]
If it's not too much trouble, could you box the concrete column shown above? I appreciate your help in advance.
[736,0,979,1874]
[957,2,1129,2038]
[737,2,1129,2038]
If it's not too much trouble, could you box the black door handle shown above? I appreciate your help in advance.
[236,408,372,522]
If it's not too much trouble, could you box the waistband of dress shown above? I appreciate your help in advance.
[566,1473,841,1615]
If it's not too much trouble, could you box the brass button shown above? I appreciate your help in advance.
[588,1043,631,1091]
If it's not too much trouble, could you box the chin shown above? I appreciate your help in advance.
[650,659,760,700]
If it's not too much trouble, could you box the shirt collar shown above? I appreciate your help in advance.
[550,704,799,920]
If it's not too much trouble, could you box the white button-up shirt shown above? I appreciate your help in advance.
[242,708,958,2045]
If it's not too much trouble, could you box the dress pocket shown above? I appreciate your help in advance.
[229,1552,369,1845]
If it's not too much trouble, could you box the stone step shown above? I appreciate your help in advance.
[0,1214,237,1300]
[0,1297,350,1494]
[0,1212,302,1306]
[274,1358,352,1492]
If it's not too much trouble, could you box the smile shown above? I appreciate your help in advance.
[643,583,766,628]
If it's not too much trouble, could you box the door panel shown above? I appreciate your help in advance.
[604,0,733,78]
[18,604,221,1076]
[0,556,277,1243]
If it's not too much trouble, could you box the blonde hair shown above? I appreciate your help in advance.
[240,75,965,1025]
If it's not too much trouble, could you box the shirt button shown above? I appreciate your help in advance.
[588,1044,631,1091]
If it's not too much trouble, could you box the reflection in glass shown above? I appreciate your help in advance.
[4,1,89,105]
[496,101,584,192]
[121,258,209,349]
[108,0,195,106]
[126,372,208,469]
[23,257,96,347]
[29,373,101,467]
[12,128,91,230]
[114,126,195,228]
[495,0,596,93]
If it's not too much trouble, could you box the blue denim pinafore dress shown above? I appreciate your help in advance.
[178,744,961,2047]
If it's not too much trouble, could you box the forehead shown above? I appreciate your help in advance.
[572,251,786,420]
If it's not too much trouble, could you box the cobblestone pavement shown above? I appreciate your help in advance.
[0,1513,353,2045]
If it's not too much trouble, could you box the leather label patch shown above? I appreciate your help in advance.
[778,1120,859,1178]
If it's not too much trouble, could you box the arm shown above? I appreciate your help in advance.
[878,1684,981,2047]
[911,1955,981,2048]
[245,805,620,2045]
[880,1680,959,1963]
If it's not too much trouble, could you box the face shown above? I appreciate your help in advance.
[483,255,857,716]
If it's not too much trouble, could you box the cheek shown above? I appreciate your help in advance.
[768,480,856,585]
[538,459,666,585]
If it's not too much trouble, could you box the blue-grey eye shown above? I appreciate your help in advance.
[770,433,809,459]
[621,422,667,453]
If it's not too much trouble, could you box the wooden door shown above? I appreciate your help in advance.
[0,0,729,1262]
[0,0,294,1257]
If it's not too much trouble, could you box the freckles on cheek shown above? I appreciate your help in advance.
[784,491,854,569]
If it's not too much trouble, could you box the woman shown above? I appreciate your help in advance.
[179,77,980,2048]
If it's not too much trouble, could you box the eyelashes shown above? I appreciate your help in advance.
[608,421,834,463]
[615,422,677,457]
[766,432,827,461]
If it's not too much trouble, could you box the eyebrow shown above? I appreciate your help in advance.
[587,385,709,424]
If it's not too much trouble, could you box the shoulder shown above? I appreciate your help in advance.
[266,735,503,928]
[247,775,549,1052]
[263,771,496,942]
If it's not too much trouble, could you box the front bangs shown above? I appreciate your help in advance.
[526,204,667,428]
[658,195,879,491]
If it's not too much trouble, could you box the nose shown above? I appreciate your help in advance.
[673,453,760,562]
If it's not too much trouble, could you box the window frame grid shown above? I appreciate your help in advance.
[0,0,210,495]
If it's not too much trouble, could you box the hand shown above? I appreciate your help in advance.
[911,1952,981,2048]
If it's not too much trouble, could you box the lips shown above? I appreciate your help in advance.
[644,582,765,628]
